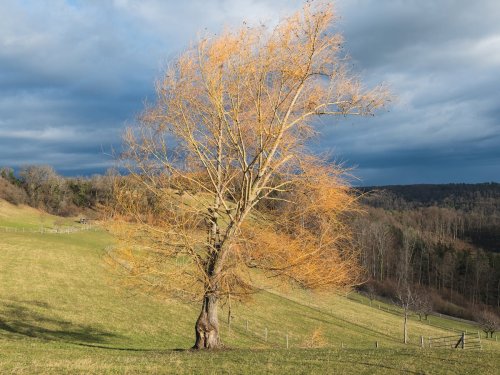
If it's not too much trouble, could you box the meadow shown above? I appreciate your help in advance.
[0,200,499,374]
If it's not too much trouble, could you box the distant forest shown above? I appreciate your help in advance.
[1,166,499,322]
[356,183,500,320]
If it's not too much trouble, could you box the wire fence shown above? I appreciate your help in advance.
[102,248,494,351]
[347,294,487,336]
[0,224,98,234]
[221,316,378,350]
[219,313,486,351]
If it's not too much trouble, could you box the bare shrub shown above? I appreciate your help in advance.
[0,176,28,205]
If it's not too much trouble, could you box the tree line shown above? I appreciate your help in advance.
[0,166,113,217]
[355,185,500,327]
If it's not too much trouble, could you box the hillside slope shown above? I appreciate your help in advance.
[0,199,499,374]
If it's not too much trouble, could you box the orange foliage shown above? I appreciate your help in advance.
[108,0,388,349]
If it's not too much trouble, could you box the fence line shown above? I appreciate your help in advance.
[221,313,485,351]
[347,295,478,335]
[0,225,98,234]
[429,332,482,350]
[98,247,493,351]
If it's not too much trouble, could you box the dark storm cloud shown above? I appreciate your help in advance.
[327,0,500,184]
[0,0,301,173]
[0,0,146,171]
[0,0,498,184]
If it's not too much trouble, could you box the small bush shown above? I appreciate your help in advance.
[301,328,327,348]
[370,279,399,301]
[429,291,475,320]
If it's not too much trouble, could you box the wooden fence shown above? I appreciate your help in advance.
[428,332,482,350]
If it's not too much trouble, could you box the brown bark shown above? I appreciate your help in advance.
[193,293,220,349]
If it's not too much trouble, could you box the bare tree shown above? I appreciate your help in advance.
[395,228,421,343]
[19,165,70,214]
[372,222,392,281]
[412,287,433,321]
[396,284,415,344]
[364,282,377,306]
[476,309,500,338]
[110,1,387,349]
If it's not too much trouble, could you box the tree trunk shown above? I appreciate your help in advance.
[193,293,220,349]
[403,310,408,344]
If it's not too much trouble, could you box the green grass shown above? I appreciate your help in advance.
[1,345,499,374]
[0,200,79,230]
[347,293,484,335]
[0,199,499,374]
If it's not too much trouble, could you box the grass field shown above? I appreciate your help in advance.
[1,200,499,374]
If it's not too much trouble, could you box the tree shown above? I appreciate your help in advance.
[0,174,27,205]
[476,309,500,338]
[395,284,415,344]
[412,287,433,321]
[19,165,70,214]
[110,1,387,349]
[395,228,420,343]
[0,167,20,185]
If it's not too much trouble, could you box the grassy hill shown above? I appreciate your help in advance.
[0,200,499,374]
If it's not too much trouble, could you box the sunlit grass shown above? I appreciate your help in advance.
[0,200,78,229]
[0,199,499,373]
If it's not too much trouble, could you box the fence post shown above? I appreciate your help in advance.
[375,341,378,349]
[420,336,424,348]
[461,332,465,349]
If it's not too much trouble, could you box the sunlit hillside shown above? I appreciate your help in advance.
[0,199,499,373]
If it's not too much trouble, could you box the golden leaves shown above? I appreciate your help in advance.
[110,0,386,303]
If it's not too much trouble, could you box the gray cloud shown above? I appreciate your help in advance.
[0,0,498,184]
[325,0,500,184]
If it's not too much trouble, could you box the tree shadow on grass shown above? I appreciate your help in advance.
[0,299,118,345]
[0,299,188,352]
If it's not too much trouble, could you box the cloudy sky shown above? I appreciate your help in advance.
[1,0,499,185]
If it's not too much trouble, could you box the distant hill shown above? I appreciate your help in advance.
[359,183,500,212]
[357,183,500,253]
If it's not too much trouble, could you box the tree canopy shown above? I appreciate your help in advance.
[109,1,388,349]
